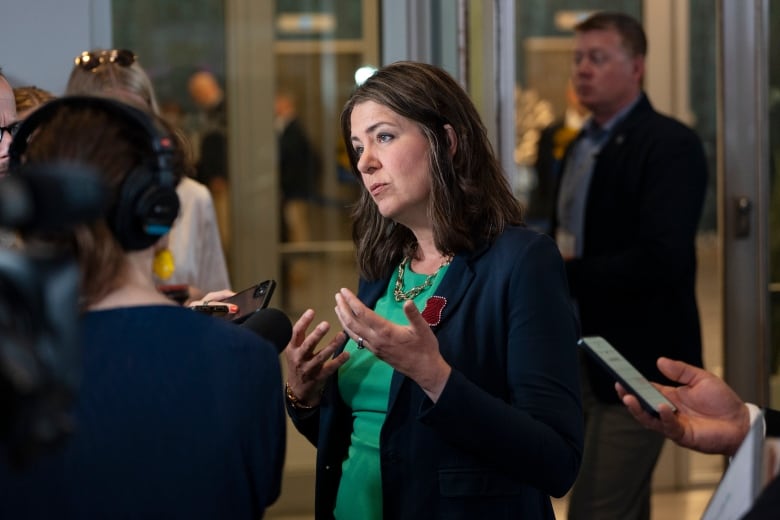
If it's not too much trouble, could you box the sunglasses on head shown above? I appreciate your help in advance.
[74,49,136,71]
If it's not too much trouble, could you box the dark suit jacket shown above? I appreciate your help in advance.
[531,119,579,234]
[279,117,320,201]
[289,227,584,519]
[554,93,708,403]
[529,120,564,232]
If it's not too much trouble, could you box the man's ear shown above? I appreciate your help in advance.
[632,54,646,85]
[443,124,458,157]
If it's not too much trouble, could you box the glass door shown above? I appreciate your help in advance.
[272,0,378,316]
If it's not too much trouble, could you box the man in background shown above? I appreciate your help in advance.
[0,71,18,178]
[553,12,708,520]
[0,71,19,248]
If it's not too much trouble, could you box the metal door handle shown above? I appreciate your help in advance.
[734,196,752,238]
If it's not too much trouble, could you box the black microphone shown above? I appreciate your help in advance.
[239,307,292,353]
[0,162,106,232]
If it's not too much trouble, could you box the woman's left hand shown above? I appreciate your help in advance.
[334,287,451,402]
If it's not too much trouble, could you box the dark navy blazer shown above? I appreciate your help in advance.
[0,306,286,519]
[290,227,583,519]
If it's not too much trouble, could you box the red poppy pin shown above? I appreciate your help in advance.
[421,296,447,327]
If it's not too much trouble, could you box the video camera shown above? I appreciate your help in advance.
[0,162,105,467]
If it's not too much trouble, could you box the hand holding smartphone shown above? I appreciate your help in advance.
[192,280,276,324]
[191,303,236,317]
[578,336,677,418]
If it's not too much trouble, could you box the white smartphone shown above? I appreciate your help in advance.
[578,336,677,418]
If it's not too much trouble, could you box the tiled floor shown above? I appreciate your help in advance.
[551,487,716,519]
[267,486,717,520]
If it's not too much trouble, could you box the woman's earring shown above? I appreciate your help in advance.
[153,248,176,280]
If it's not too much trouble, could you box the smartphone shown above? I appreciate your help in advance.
[216,279,276,324]
[578,336,677,418]
[191,304,231,317]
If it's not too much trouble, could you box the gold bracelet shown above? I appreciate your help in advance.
[285,381,317,410]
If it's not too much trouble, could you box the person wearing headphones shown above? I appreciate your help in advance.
[0,96,284,519]
[67,49,232,302]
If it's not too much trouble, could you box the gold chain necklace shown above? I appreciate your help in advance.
[393,256,451,302]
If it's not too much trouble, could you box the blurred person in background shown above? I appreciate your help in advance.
[187,69,230,256]
[13,85,56,120]
[552,13,708,520]
[68,49,231,301]
[0,70,20,247]
[0,70,17,178]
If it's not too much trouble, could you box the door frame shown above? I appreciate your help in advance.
[719,0,771,405]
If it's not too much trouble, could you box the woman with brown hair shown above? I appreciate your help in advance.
[284,61,583,519]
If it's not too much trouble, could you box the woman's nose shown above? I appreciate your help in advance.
[357,146,378,174]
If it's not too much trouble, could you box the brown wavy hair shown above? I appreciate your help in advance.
[340,61,524,280]
[19,103,178,308]
[66,51,160,113]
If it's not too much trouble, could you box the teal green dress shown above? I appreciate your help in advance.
[333,261,449,519]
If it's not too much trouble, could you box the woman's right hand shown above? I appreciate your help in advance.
[284,308,350,407]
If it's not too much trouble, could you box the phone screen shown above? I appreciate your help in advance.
[578,336,677,417]
[217,279,276,323]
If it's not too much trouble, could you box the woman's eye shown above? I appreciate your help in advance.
[354,146,364,157]
[377,133,392,143]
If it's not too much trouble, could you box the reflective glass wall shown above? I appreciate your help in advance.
[110,0,378,316]
[110,2,378,515]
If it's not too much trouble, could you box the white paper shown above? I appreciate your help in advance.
[701,411,765,520]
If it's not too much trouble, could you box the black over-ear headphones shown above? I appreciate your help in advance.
[9,95,180,251]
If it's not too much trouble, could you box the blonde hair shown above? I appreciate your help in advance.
[66,50,160,113]
[14,86,56,117]
[66,49,195,178]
